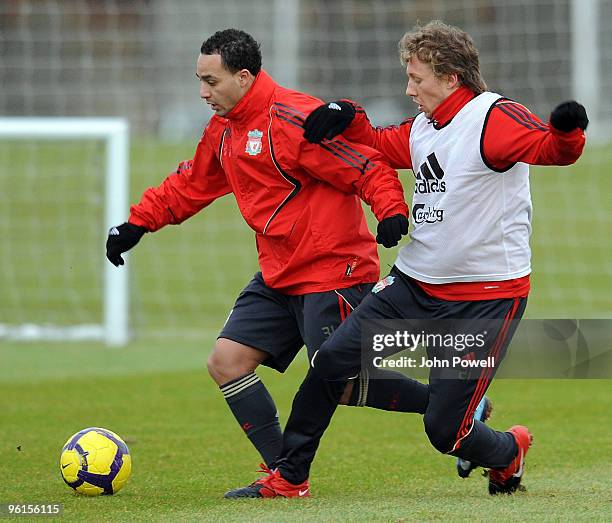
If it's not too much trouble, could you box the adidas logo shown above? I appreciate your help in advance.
[109,227,120,236]
[415,152,446,194]
[328,102,342,111]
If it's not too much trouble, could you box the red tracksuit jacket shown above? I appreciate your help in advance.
[129,71,408,294]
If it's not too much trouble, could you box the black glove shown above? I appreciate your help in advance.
[303,101,356,143]
[550,101,588,132]
[106,222,147,266]
[376,214,409,248]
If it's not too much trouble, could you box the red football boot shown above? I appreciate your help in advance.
[224,466,310,499]
[488,425,533,495]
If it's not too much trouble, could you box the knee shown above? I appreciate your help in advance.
[423,412,459,454]
[311,342,346,381]
[206,348,230,384]
[207,340,259,385]
[206,349,223,382]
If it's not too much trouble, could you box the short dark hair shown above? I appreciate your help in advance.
[200,29,262,76]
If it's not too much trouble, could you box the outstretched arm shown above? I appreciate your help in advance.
[303,100,414,170]
[129,133,231,231]
[482,100,587,170]
[272,104,409,247]
[106,127,231,266]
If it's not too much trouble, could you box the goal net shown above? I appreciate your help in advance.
[0,118,128,346]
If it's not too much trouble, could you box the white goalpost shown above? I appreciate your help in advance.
[0,118,130,347]
[571,0,603,141]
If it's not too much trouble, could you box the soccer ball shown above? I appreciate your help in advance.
[59,427,132,496]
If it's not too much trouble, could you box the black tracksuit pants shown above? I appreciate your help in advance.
[277,267,526,483]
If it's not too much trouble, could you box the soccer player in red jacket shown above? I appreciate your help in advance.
[106,29,432,494]
[227,21,587,498]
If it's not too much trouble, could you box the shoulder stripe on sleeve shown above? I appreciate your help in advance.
[274,103,305,121]
[326,138,368,163]
[274,102,306,119]
[506,103,549,131]
[273,102,374,175]
[273,103,306,126]
[318,142,373,175]
[318,143,364,173]
[276,113,304,130]
[501,101,548,131]
[275,107,304,122]
[323,139,374,174]
[496,102,548,132]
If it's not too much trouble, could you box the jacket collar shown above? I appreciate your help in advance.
[429,86,476,129]
[225,70,276,123]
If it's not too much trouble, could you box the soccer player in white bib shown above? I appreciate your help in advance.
[305,21,588,494]
[277,20,586,496]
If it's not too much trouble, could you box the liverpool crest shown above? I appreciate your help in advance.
[245,129,263,156]
[372,275,395,294]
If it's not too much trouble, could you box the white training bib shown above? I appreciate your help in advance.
[396,92,532,283]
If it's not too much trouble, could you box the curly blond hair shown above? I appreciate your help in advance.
[398,20,487,94]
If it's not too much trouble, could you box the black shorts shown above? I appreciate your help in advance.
[218,272,373,372]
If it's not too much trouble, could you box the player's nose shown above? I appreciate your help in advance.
[200,84,211,99]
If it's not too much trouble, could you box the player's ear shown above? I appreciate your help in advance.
[237,69,253,88]
[445,73,460,90]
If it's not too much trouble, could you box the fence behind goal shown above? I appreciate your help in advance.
[1,0,611,345]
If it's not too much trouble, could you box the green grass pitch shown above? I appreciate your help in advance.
[1,140,611,521]
[1,345,611,521]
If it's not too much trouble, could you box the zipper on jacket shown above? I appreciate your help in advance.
[263,111,302,235]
